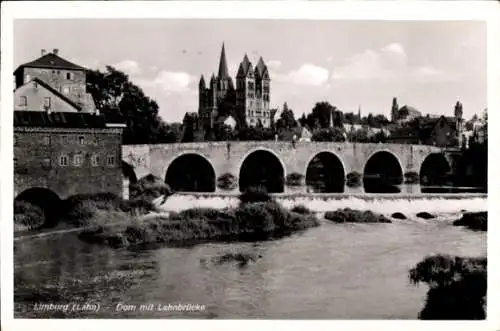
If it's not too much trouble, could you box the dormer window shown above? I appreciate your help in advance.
[24,74,31,83]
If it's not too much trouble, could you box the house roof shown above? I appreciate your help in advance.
[28,78,83,111]
[14,111,125,128]
[14,52,86,74]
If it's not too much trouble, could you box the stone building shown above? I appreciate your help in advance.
[198,43,271,129]
[14,49,125,201]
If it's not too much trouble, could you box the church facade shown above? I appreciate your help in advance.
[198,43,271,129]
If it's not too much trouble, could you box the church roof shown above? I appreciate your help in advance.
[255,57,269,78]
[14,51,86,74]
[237,54,253,78]
[217,43,230,79]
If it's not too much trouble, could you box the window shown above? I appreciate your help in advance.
[63,86,70,94]
[44,97,51,109]
[91,154,100,167]
[59,155,69,166]
[107,155,116,166]
[248,82,255,90]
[73,154,83,166]
[19,96,27,107]
[43,136,51,145]
[66,72,72,80]
[78,136,85,145]
[42,158,51,168]
[24,74,31,83]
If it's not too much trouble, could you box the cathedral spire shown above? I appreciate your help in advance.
[218,42,230,78]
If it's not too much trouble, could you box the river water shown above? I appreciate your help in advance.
[14,195,487,319]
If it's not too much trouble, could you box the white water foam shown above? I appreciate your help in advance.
[156,195,487,215]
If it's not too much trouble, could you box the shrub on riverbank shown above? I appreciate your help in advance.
[14,201,46,231]
[409,254,486,320]
[79,200,320,248]
[130,174,173,201]
[285,172,304,187]
[453,212,487,232]
[325,208,391,223]
[216,173,237,191]
[238,186,275,205]
[404,171,420,184]
[291,205,312,215]
[346,172,362,188]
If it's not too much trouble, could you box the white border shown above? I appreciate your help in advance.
[1,1,499,331]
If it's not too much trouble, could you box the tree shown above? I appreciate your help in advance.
[298,113,307,127]
[348,128,369,143]
[311,127,346,142]
[87,66,168,144]
[310,101,336,129]
[277,102,297,129]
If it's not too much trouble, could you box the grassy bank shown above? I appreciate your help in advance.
[79,188,320,248]
[409,254,487,320]
[14,175,170,233]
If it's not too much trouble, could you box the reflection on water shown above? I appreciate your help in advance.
[15,205,486,319]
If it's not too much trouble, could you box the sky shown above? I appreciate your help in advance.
[14,19,486,123]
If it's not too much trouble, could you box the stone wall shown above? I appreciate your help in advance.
[14,127,123,199]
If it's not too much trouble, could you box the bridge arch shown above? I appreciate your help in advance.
[15,187,61,226]
[305,151,345,193]
[122,161,138,183]
[420,153,451,191]
[363,150,403,193]
[165,153,216,192]
[238,148,286,193]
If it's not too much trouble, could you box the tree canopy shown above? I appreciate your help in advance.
[86,66,179,144]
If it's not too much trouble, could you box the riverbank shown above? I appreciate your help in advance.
[409,254,487,319]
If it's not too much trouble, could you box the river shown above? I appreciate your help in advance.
[14,195,487,319]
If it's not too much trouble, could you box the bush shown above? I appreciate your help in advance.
[346,172,362,188]
[416,212,435,219]
[404,171,420,184]
[391,212,406,220]
[14,200,46,230]
[324,208,391,223]
[217,173,237,191]
[130,174,173,201]
[285,172,304,187]
[453,212,487,232]
[291,204,312,215]
[239,186,275,205]
[409,254,486,320]
[79,200,320,248]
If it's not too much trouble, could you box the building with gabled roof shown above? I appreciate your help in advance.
[13,49,127,201]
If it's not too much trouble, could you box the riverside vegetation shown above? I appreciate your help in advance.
[78,186,321,248]
[410,211,487,320]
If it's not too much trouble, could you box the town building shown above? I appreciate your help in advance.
[14,49,126,200]
[198,43,271,129]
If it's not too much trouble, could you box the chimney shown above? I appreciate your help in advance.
[41,49,47,56]
[53,48,59,55]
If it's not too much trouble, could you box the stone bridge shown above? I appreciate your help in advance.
[122,141,449,194]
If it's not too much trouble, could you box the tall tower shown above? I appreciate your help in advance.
[236,54,256,127]
[454,101,464,148]
[391,97,399,123]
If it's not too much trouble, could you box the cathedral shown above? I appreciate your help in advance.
[198,43,271,129]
